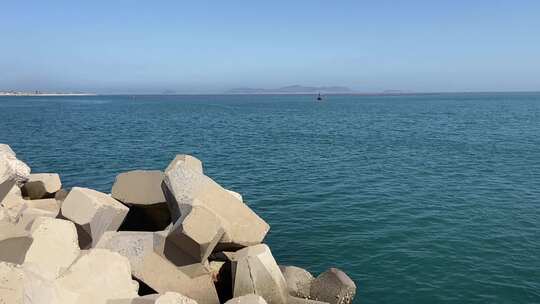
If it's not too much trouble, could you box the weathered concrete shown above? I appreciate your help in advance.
[112,170,171,231]
[209,260,225,281]
[225,294,268,304]
[22,173,62,199]
[17,206,59,231]
[153,229,211,276]
[0,178,15,204]
[61,187,129,248]
[137,251,219,304]
[0,187,59,239]
[24,217,80,279]
[25,198,60,215]
[310,268,356,304]
[97,231,219,304]
[22,263,80,304]
[287,296,329,304]
[0,144,31,186]
[108,292,198,304]
[0,235,32,264]
[112,170,167,206]
[0,184,26,222]
[0,261,79,304]
[0,262,23,303]
[163,156,269,248]
[57,249,139,304]
[165,154,204,175]
[55,188,70,203]
[226,190,243,202]
[168,204,224,262]
[95,231,155,276]
[231,244,288,304]
[279,265,314,298]
[209,253,233,303]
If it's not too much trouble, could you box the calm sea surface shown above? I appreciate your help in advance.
[1,93,539,303]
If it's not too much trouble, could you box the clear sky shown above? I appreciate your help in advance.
[1,0,539,93]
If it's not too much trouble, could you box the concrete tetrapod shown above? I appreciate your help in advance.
[167,204,224,262]
[96,231,220,304]
[310,268,356,304]
[279,266,314,298]
[60,187,129,248]
[111,170,171,231]
[56,249,139,304]
[163,155,269,249]
[0,144,31,187]
[22,173,62,199]
[231,244,288,304]
[23,217,80,279]
[225,294,268,304]
[107,292,198,304]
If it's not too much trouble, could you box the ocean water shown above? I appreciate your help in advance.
[1,93,539,303]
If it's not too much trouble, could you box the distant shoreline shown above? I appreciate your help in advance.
[1,91,539,97]
[0,93,97,96]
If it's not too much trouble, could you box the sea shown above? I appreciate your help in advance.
[1,93,539,303]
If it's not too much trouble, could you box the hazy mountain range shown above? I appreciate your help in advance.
[226,85,353,94]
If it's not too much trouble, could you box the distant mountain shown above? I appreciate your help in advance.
[161,89,177,95]
[226,85,353,94]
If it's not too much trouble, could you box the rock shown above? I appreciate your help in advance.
[22,263,80,304]
[310,268,356,304]
[208,252,235,302]
[153,229,211,276]
[57,249,139,304]
[0,144,15,156]
[209,261,225,282]
[108,292,198,304]
[209,251,236,262]
[16,206,59,231]
[95,231,155,276]
[25,198,60,215]
[225,294,268,304]
[0,178,15,204]
[163,156,269,248]
[287,296,329,304]
[137,251,219,304]
[165,154,204,175]
[60,187,129,248]
[23,217,80,279]
[97,231,219,304]
[0,185,27,222]
[0,144,31,186]
[279,265,314,298]
[167,204,224,262]
[0,262,23,303]
[226,190,243,202]
[0,200,32,256]
[55,188,70,203]
[112,170,166,205]
[0,262,78,304]
[22,173,62,199]
[231,244,288,304]
[0,185,57,233]
[0,235,32,264]
[112,170,171,231]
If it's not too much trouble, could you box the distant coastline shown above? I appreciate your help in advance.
[0,91,96,96]
[226,85,354,94]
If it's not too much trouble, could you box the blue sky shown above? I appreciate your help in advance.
[1,0,539,93]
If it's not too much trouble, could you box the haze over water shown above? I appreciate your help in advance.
[1,93,539,303]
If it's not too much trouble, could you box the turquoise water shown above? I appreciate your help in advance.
[1,93,539,303]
